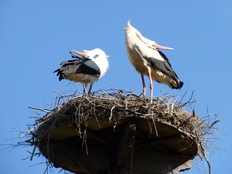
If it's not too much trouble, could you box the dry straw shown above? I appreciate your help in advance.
[25,89,218,174]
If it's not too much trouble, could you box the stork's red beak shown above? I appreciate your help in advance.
[72,50,86,57]
[155,44,174,50]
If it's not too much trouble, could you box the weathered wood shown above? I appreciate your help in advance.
[38,117,197,174]
[138,133,185,147]
[39,140,110,173]
[43,124,79,140]
[117,118,136,166]
[172,159,193,174]
[62,145,95,174]
[133,150,194,174]
[128,140,135,174]
[87,129,111,147]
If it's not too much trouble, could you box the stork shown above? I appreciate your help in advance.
[54,48,109,94]
[124,20,183,99]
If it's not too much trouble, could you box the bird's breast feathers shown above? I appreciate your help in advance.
[65,73,99,84]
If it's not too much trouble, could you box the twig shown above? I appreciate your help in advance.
[28,106,52,113]
[180,81,190,104]
[109,105,116,122]
[21,89,220,174]
[52,90,66,97]
[30,144,37,161]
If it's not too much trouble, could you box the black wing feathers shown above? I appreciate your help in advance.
[76,59,101,75]
[145,51,180,81]
[54,56,101,81]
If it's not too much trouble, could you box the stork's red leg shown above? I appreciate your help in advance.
[88,83,93,95]
[147,68,153,100]
[141,74,146,96]
[82,84,87,94]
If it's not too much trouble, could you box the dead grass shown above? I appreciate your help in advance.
[25,89,219,174]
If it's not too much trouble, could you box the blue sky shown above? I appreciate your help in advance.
[1,1,232,173]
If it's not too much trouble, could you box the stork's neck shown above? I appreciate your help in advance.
[95,55,109,77]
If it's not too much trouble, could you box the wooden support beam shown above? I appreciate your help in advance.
[128,140,134,174]
[117,118,136,166]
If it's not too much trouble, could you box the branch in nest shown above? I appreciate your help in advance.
[28,106,52,113]
[20,89,220,174]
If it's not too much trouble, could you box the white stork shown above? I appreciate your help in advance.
[54,48,109,94]
[124,20,183,99]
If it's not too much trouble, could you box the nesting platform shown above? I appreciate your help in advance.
[33,92,203,174]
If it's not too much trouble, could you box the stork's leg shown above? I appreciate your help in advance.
[147,68,153,101]
[141,74,146,96]
[88,83,94,95]
[83,84,87,94]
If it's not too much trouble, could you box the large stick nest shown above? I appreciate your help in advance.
[26,89,218,173]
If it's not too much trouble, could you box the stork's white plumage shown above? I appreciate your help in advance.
[54,48,109,94]
[124,20,183,99]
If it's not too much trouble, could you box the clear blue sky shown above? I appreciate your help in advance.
[1,1,232,173]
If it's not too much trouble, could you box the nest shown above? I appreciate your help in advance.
[26,89,218,174]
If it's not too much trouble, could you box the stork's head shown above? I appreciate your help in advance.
[72,48,108,59]
[126,19,133,28]
[125,19,141,35]
[125,19,174,51]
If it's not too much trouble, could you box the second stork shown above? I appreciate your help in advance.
[124,20,183,99]
[54,48,109,94]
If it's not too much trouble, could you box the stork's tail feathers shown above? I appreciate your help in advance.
[173,80,184,89]
[179,81,184,88]
[53,69,64,81]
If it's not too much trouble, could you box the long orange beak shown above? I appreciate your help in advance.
[153,41,174,50]
[154,43,174,50]
[72,50,86,57]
